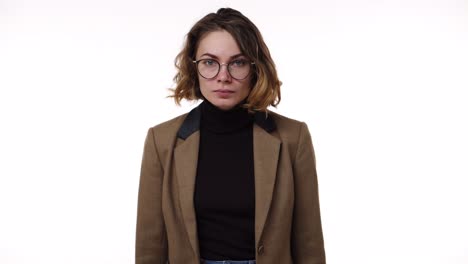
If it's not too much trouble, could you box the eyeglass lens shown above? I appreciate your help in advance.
[197,59,251,80]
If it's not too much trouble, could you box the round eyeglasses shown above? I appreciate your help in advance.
[193,58,255,80]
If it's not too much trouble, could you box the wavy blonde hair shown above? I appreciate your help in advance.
[169,8,281,112]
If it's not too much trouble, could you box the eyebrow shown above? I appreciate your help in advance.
[199,53,245,60]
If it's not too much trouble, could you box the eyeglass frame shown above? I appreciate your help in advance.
[192,58,256,80]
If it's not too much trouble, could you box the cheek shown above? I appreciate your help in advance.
[198,77,209,88]
[241,84,250,93]
[198,78,212,97]
[241,80,253,94]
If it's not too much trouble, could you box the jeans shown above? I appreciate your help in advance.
[201,259,256,264]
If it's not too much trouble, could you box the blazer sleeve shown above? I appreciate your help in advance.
[135,127,168,264]
[291,122,326,264]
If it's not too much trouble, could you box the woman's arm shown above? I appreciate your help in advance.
[135,127,168,264]
[291,122,326,264]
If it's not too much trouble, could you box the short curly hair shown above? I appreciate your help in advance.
[169,8,281,112]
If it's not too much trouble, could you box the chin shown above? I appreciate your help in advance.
[211,99,239,111]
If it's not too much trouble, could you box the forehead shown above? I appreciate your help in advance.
[196,30,242,58]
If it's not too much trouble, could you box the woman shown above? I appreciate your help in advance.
[136,8,326,264]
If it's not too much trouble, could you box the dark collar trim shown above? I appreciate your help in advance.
[176,103,276,140]
[176,104,202,140]
[254,111,276,133]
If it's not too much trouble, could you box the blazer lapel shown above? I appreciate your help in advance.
[174,131,200,259]
[173,103,280,256]
[253,124,281,247]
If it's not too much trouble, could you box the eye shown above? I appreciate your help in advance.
[201,59,217,66]
[231,59,247,67]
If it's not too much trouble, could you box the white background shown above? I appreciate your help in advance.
[1,0,467,263]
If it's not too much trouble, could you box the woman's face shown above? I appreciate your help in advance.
[195,30,252,111]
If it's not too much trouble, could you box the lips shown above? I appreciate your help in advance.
[214,89,234,93]
[214,89,234,98]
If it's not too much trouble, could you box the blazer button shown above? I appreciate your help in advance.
[257,244,264,255]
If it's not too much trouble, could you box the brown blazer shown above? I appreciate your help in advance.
[136,104,326,264]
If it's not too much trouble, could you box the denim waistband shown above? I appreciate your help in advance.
[201,259,256,264]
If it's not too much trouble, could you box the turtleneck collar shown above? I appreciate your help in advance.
[200,100,253,134]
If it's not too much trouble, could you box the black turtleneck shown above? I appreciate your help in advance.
[194,100,256,260]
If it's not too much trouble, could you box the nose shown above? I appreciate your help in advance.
[217,63,232,82]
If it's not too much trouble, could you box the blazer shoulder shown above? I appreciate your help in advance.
[147,112,189,149]
[267,111,311,158]
[268,111,305,134]
[151,113,188,134]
